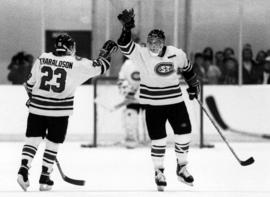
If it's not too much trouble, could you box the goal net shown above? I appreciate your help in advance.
[84,77,207,148]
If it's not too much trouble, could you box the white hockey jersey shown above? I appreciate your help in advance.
[118,41,191,106]
[118,59,140,93]
[26,52,110,116]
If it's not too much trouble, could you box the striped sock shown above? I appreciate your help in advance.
[42,140,59,173]
[22,144,37,161]
[21,137,42,168]
[151,138,166,169]
[174,134,191,164]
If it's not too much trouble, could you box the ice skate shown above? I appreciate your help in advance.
[17,159,30,191]
[176,162,194,186]
[17,166,30,191]
[155,168,167,192]
[39,166,54,191]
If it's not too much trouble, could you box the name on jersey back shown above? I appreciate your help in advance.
[39,58,73,69]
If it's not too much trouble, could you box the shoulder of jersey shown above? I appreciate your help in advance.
[124,59,136,66]
[166,45,185,54]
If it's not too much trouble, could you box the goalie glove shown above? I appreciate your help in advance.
[117,8,135,30]
[98,40,118,60]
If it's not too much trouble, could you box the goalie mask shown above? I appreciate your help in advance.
[55,34,76,56]
[147,29,165,56]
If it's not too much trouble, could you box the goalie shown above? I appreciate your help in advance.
[118,56,143,149]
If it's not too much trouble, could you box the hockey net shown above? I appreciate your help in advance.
[87,77,206,147]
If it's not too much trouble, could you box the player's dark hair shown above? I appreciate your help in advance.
[147,29,165,40]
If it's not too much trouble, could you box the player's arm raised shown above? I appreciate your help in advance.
[117,9,139,58]
[93,40,118,75]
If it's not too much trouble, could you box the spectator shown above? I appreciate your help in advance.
[214,51,225,81]
[243,43,252,49]
[202,47,214,63]
[256,50,267,65]
[255,50,266,83]
[193,53,206,83]
[262,56,270,84]
[266,49,270,57]
[7,52,34,84]
[242,47,259,84]
[224,47,235,59]
[204,55,222,84]
[223,57,238,84]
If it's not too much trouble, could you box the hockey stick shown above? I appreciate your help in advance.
[94,97,115,112]
[94,97,139,112]
[55,158,85,186]
[23,86,86,183]
[196,98,254,166]
[205,96,270,139]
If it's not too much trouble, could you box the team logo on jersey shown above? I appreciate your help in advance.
[154,62,175,76]
[131,71,140,81]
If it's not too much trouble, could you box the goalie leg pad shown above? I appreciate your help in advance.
[122,108,139,147]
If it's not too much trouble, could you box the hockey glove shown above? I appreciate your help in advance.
[187,82,200,100]
[26,99,31,108]
[117,8,135,30]
[99,40,118,60]
[23,83,32,108]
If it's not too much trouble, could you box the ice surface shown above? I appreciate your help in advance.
[0,142,269,197]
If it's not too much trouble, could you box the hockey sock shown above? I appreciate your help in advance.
[151,138,166,169]
[174,134,191,164]
[21,137,43,168]
[42,139,59,174]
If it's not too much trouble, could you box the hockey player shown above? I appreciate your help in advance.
[117,9,200,191]
[17,33,118,191]
[118,56,141,148]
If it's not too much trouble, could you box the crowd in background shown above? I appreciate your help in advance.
[193,44,270,84]
[7,52,34,84]
[6,43,270,85]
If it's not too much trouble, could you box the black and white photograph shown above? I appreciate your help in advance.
[0,0,269,196]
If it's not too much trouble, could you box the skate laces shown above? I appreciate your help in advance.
[19,165,29,181]
[156,170,166,182]
[179,164,191,177]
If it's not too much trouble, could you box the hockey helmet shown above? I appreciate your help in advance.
[55,33,76,55]
[147,29,165,56]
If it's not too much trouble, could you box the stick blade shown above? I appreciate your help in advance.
[240,157,255,166]
[205,96,229,130]
[262,134,270,139]
[63,176,85,186]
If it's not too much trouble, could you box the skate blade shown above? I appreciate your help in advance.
[39,184,52,191]
[177,176,194,186]
[17,175,29,192]
[157,186,165,192]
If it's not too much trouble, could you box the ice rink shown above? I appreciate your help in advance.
[0,142,269,197]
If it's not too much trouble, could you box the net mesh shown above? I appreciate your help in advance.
[92,77,204,147]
